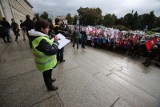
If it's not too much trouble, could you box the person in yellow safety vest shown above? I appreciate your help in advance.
[28,19,59,91]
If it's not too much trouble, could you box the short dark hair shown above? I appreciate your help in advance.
[26,15,30,20]
[55,17,62,25]
[35,19,49,32]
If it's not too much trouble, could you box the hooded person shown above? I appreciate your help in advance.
[28,19,59,91]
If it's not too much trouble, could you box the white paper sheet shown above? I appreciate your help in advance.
[51,33,70,49]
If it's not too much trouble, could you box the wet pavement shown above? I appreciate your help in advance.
[0,35,160,107]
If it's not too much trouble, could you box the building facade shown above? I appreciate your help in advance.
[0,0,33,24]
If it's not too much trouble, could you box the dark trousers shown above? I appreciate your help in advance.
[3,29,10,42]
[87,40,91,46]
[57,48,64,61]
[144,52,152,66]
[13,30,20,41]
[81,40,86,48]
[72,38,79,49]
[42,69,53,89]
[27,31,32,48]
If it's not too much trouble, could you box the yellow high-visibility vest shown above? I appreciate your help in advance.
[32,36,57,72]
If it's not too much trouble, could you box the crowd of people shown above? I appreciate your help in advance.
[71,27,160,67]
[0,15,35,44]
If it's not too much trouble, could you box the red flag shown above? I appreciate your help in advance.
[145,38,157,51]
[133,34,138,43]
[146,41,152,51]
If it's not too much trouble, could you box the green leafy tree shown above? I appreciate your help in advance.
[132,11,138,30]
[103,14,117,27]
[136,11,156,30]
[148,11,155,29]
[40,11,49,19]
[66,13,73,24]
[34,13,39,18]
[77,7,102,26]
[154,16,160,28]
[115,17,123,25]
[123,13,133,29]
[73,14,78,25]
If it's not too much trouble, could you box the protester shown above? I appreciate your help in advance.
[87,32,92,46]
[142,44,159,67]
[81,31,87,48]
[11,19,20,41]
[0,17,11,42]
[23,15,35,48]
[0,25,7,42]
[48,19,55,38]
[28,19,59,91]
[20,20,26,41]
[53,17,66,62]
[72,27,80,49]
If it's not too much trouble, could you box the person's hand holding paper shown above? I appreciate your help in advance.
[54,35,59,42]
[51,33,70,49]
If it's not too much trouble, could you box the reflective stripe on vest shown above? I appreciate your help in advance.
[35,56,55,65]
[34,53,47,58]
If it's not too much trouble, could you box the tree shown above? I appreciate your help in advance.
[77,7,102,26]
[112,14,118,23]
[103,14,113,27]
[148,11,155,29]
[40,11,49,19]
[154,16,160,28]
[132,11,138,30]
[66,13,73,24]
[73,14,78,25]
[103,14,117,27]
[115,17,123,25]
[34,13,39,18]
[136,11,156,30]
[123,13,133,29]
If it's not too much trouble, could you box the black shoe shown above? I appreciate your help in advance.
[145,64,150,67]
[60,60,65,63]
[51,78,56,82]
[48,86,58,91]
[142,62,146,65]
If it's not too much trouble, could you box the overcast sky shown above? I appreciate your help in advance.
[28,0,160,18]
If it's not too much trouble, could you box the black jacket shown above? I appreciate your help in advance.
[53,25,66,35]
[0,20,11,29]
[23,19,35,31]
